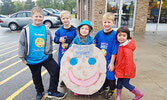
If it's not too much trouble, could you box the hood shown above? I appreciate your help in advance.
[121,37,136,51]
[77,20,94,35]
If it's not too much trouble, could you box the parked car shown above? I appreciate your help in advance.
[0,14,8,18]
[43,8,60,16]
[43,8,62,24]
[0,11,60,31]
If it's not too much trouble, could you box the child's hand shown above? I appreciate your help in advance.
[72,44,76,46]
[24,60,27,65]
[59,37,66,43]
[91,44,95,46]
[108,63,114,72]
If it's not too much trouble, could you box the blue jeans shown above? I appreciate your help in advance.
[117,78,135,91]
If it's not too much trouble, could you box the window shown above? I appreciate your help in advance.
[27,12,31,17]
[16,12,26,17]
[147,0,167,23]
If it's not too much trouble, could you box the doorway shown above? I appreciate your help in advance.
[106,0,136,30]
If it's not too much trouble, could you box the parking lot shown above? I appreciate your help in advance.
[1,18,167,100]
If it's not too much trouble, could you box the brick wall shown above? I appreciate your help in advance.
[134,0,149,32]
[91,0,106,35]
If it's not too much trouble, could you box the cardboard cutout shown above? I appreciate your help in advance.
[60,45,106,95]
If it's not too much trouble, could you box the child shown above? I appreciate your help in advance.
[54,10,77,87]
[115,27,144,100]
[71,20,94,95]
[18,7,66,100]
[71,20,94,45]
[94,12,119,99]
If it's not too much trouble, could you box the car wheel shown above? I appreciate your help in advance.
[9,23,18,31]
[44,21,52,28]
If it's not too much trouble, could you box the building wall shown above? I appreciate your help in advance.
[77,0,149,32]
[91,0,106,34]
[134,0,149,32]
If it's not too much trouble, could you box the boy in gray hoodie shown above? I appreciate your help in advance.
[18,7,66,100]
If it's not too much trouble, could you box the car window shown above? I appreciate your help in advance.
[27,12,31,17]
[16,12,26,17]
[43,11,49,16]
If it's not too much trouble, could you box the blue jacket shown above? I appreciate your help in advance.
[94,29,119,80]
[54,25,77,66]
[71,20,94,45]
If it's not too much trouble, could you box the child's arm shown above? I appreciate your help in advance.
[124,48,135,76]
[18,29,27,64]
[108,54,116,72]
[54,29,62,44]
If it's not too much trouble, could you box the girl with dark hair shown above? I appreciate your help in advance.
[115,27,144,100]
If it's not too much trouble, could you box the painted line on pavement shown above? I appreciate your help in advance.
[5,50,57,100]
[0,55,18,65]
[0,60,21,73]
[0,41,17,48]
[0,44,18,52]
[0,48,18,56]
[6,70,48,100]
[0,67,28,85]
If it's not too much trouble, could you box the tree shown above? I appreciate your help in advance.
[36,0,53,8]
[24,0,35,10]
[13,1,24,12]
[1,0,14,15]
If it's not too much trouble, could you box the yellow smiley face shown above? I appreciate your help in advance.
[35,38,45,47]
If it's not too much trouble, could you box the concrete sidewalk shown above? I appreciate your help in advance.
[50,19,167,100]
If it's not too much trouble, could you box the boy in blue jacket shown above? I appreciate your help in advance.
[94,12,119,99]
[54,10,77,87]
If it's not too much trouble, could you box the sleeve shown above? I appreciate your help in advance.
[124,48,134,76]
[112,37,119,55]
[49,29,53,53]
[18,29,26,62]
[94,32,99,47]
[54,29,60,44]
[89,36,94,44]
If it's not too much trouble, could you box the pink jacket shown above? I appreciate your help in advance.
[115,38,136,78]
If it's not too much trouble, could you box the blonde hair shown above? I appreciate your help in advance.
[31,7,43,15]
[103,12,115,22]
[60,10,71,18]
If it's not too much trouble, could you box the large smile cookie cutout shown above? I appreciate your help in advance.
[60,45,106,95]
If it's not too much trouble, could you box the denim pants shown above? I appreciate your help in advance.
[28,55,60,93]
[117,78,135,91]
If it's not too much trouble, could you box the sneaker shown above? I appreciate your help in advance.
[105,89,114,99]
[47,91,66,99]
[36,92,44,100]
[60,81,65,87]
[97,87,108,95]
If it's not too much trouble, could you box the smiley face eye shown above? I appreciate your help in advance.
[70,57,78,66]
[88,57,96,65]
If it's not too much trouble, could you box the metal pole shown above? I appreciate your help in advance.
[156,0,162,32]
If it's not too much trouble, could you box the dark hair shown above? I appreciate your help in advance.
[116,27,130,40]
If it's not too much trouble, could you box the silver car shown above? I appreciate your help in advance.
[0,11,60,31]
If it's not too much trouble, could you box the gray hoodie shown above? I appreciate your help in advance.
[18,25,53,62]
